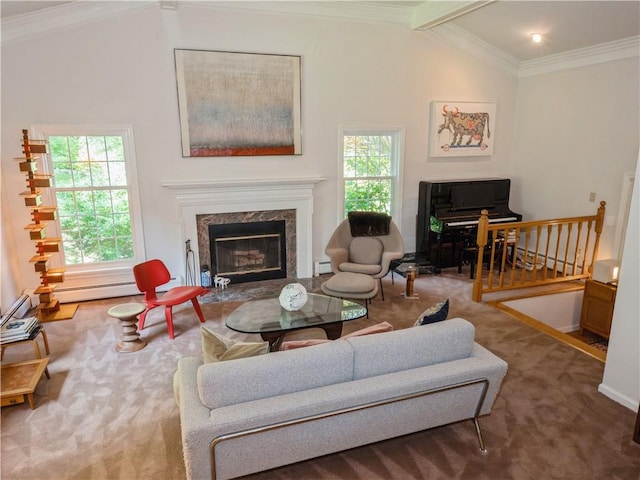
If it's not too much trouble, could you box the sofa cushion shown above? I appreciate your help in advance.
[201,326,269,363]
[197,339,354,409]
[414,299,449,326]
[348,236,384,265]
[347,318,476,379]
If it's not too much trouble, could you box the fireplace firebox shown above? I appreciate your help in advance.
[208,220,287,284]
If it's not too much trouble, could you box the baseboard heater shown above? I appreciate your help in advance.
[52,277,184,303]
[314,261,332,276]
[513,247,585,274]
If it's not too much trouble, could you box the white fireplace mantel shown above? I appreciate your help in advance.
[162,177,325,279]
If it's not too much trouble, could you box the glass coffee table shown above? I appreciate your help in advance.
[226,293,367,351]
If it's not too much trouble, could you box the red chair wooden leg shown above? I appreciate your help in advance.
[165,306,175,339]
[191,298,205,323]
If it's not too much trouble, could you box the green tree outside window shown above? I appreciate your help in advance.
[49,135,134,265]
[343,134,394,217]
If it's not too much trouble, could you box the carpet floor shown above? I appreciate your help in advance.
[1,271,638,479]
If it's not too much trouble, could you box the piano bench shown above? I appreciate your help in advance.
[457,244,478,279]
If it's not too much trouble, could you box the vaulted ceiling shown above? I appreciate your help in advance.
[2,1,639,67]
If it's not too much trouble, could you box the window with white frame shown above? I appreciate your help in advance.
[34,125,145,273]
[340,129,403,220]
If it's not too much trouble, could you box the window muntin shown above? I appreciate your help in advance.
[341,131,401,219]
[34,125,144,273]
[49,135,134,264]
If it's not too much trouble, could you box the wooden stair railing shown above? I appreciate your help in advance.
[472,201,605,302]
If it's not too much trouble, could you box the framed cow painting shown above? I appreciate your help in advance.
[429,101,496,157]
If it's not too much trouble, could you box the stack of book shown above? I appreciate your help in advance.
[0,315,40,344]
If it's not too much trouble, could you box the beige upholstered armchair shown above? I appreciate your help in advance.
[325,213,404,300]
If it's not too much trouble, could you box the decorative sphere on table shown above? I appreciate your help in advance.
[279,283,308,311]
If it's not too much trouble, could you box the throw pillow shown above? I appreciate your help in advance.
[342,321,393,339]
[281,321,393,350]
[173,370,181,407]
[414,299,449,326]
[201,326,269,363]
[281,338,330,351]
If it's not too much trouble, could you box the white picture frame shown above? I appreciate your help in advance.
[429,101,496,157]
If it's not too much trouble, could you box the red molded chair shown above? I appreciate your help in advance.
[133,259,206,339]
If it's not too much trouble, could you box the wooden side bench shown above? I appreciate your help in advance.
[1,358,49,409]
[1,326,50,378]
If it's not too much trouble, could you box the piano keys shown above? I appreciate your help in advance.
[416,178,522,272]
[446,216,520,227]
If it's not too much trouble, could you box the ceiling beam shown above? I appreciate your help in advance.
[411,0,495,30]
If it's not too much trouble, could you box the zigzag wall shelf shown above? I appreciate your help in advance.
[16,129,78,322]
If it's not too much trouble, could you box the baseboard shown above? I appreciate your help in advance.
[554,322,581,334]
[597,383,639,412]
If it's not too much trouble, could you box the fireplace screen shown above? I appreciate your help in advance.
[208,220,287,284]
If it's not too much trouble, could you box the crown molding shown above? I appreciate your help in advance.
[197,1,414,25]
[428,24,639,79]
[0,1,152,45]
[429,23,521,77]
[518,36,640,78]
[411,0,494,30]
[0,1,415,45]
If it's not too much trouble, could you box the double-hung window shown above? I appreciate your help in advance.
[33,125,145,294]
[340,128,404,221]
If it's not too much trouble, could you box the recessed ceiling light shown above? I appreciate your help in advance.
[530,33,543,44]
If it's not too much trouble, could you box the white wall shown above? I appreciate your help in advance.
[503,290,583,333]
[511,59,639,411]
[1,2,519,304]
[600,151,640,411]
[0,160,22,310]
[511,59,640,259]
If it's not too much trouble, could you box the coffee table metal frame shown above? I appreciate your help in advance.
[225,293,367,351]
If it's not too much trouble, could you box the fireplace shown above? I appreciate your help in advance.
[208,220,287,284]
[196,209,296,286]
[162,177,324,282]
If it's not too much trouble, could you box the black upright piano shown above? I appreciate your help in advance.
[416,178,522,272]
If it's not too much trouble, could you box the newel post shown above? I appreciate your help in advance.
[589,201,606,274]
[472,209,489,302]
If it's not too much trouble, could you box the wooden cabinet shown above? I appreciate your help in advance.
[579,279,617,339]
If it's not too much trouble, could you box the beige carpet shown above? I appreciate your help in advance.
[1,271,638,479]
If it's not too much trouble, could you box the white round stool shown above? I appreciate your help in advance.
[108,303,147,353]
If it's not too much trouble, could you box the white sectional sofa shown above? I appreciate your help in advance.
[174,318,508,480]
